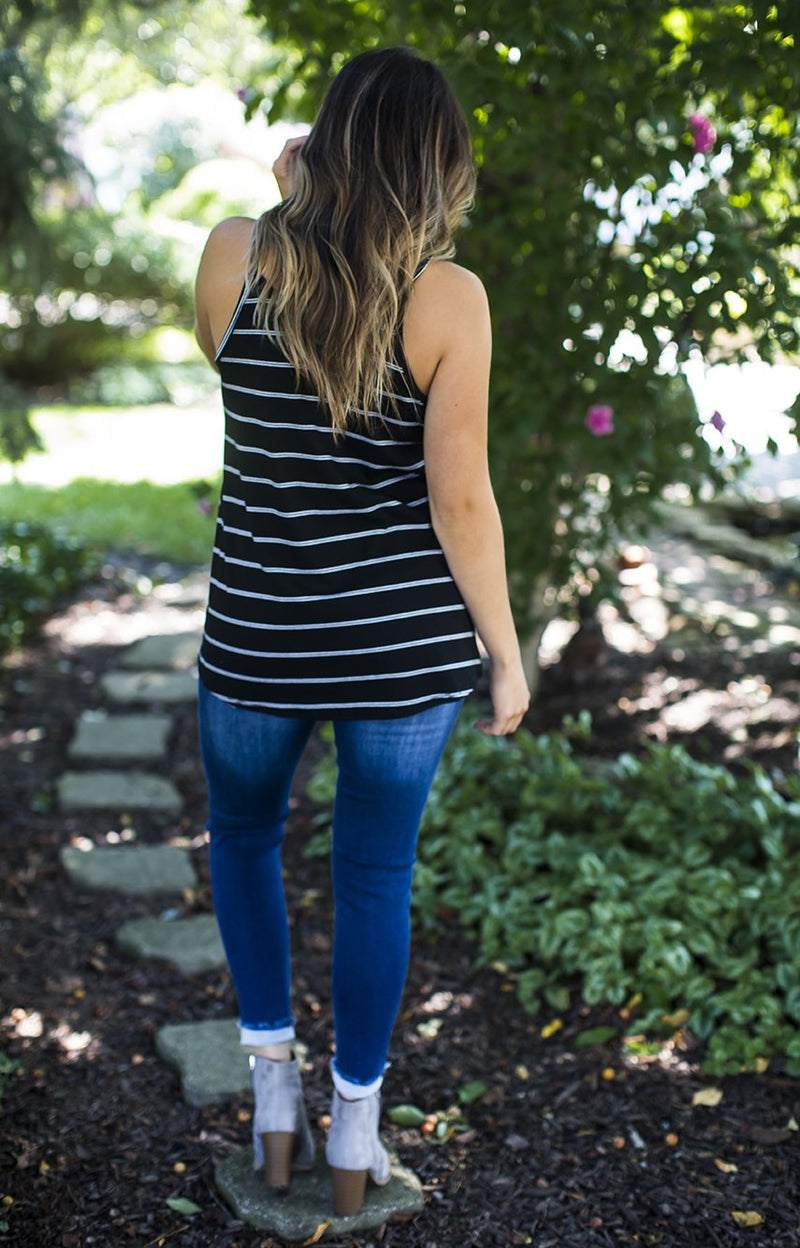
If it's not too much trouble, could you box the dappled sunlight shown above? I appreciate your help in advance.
[0,402,223,487]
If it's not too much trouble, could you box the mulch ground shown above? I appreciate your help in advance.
[1,561,799,1248]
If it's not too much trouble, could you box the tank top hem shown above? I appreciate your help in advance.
[197,663,480,721]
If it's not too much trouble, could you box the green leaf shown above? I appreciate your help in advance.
[575,1025,619,1049]
[457,1080,487,1105]
[387,1104,426,1127]
[165,1198,202,1216]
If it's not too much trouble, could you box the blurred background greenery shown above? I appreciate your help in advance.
[1,0,798,669]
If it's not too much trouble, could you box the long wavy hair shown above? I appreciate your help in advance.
[247,47,476,433]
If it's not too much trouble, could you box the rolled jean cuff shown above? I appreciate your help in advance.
[239,1020,296,1046]
[330,1057,390,1100]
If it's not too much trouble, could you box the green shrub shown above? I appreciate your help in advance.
[0,521,99,657]
[305,712,800,1076]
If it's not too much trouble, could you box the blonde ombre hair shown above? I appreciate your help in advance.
[247,47,476,433]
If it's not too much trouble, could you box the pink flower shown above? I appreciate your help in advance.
[710,410,725,432]
[585,405,615,436]
[236,87,247,102]
[197,499,212,516]
[689,112,716,155]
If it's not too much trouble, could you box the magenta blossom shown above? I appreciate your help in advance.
[689,112,716,155]
[585,405,615,436]
[710,410,725,433]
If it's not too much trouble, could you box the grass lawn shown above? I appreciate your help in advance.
[0,403,223,565]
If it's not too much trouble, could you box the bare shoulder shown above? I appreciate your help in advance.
[201,216,256,268]
[418,259,488,309]
[403,260,490,394]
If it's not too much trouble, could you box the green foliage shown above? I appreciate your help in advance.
[0,373,42,465]
[0,519,98,656]
[245,0,800,635]
[305,712,800,1075]
[1,206,194,387]
[0,477,218,566]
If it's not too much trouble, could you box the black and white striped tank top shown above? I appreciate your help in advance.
[197,268,482,719]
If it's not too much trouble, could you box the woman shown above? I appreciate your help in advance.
[193,46,529,1217]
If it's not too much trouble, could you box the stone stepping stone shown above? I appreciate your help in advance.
[101,670,198,704]
[119,631,202,671]
[216,1145,423,1239]
[60,844,197,895]
[57,770,182,818]
[155,1019,308,1106]
[156,1019,249,1105]
[68,713,173,762]
[115,914,226,975]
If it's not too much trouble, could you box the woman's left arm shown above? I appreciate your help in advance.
[194,216,254,370]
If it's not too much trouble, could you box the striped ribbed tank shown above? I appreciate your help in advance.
[197,272,482,719]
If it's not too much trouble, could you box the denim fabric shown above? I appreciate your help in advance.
[197,681,463,1096]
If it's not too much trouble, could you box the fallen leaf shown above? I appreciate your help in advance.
[692,1086,723,1107]
[787,1117,799,1132]
[515,1064,530,1080]
[661,1007,690,1027]
[388,1104,426,1127]
[504,1133,529,1150]
[458,1080,487,1105]
[165,1198,201,1215]
[714,1158,738,1173]
[302,1222,333,1246]
[664,1133,679,1147]
[575,1025,617,1048]
[731,1211,764,1227]
[540,1018,563,1039]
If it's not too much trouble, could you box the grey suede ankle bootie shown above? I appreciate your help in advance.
[251,1055,316,1192]
[325,1088,391,1216]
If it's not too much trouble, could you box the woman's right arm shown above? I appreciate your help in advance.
[421,264,530,736]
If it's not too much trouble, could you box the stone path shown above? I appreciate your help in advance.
[56,582,422,1240]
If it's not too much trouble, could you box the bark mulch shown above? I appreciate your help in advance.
[1,564,798,1248]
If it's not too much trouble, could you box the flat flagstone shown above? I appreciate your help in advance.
[57,770,182,817]
[115,914,226,975]
[101,670,198,705]
[68,713,173,762]
[156,1019,249,1105]
[156,1020,308,1106]
[215,1145,423,1239]
[119,631,202,671]
[60,844,197,895]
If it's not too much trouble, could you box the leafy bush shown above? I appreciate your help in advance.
[0,521,99,657]
[305,712,800,1076]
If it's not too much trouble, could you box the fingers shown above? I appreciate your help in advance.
[474,710,527,736]
[271,136,307,174]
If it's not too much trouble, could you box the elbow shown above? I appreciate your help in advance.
[429,490,493,538]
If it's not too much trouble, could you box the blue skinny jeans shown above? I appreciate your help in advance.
[197,681,463,1099]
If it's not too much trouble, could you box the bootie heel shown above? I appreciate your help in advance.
[262,1131,296,1191]
[251,1055,316,1192]
[330,1165,368,1218]
[325,1088,391,1217]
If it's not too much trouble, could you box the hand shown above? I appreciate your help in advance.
[474,657,530,736]
[272,136,307,199]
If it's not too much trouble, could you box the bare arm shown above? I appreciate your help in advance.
[193,217,255,370]
[421,265,530,735]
